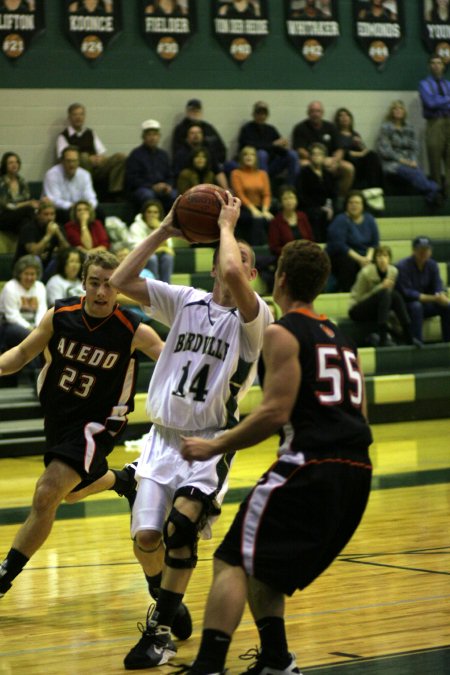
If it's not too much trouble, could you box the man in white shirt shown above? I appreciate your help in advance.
[43,146,98,224]
[56,103,126,199]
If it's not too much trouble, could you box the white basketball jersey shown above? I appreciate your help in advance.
[145,280,272,432]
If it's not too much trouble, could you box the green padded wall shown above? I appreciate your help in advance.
[0,2,435,91]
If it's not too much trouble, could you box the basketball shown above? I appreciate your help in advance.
[175,184,227,243]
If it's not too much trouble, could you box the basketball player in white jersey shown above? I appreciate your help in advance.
[110,191,272,669]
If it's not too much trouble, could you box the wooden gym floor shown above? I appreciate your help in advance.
[0,418,449,674]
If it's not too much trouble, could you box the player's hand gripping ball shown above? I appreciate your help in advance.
[175,184,228,243]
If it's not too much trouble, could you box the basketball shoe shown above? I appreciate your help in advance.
[0,562,12,598]
[124,604,177,670]
[112,461,138,509]
[238,648,302,674]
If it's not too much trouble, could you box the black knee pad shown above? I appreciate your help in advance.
[163,508,199,569]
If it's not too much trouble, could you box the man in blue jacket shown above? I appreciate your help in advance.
[396,236,450,343]
[418,55,450,195]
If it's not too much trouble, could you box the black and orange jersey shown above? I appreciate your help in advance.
[37,297,141,436]
[277,308,372,455]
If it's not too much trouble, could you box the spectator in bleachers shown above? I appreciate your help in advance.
[0,152,39,234]
[334,107,384,191]
[64,200,109,255]
[128,199,174,283]
[292,100,354,197]
[56,102,125,201]
[349,245,421,347]
[45,247,85,306]
[231,145,273,245]
[264,186,314,292]
[176,148,218,194]
[171,98,227,169]
[43,146,98,225]
[237,101,300,187]
[326,190,380,292]
[269,186,314,256]
[125,119,177,214]
[376,100,443,205]
[418,54,450,196]
[173,123,228,189]
[14,201,69,281]
[295,142,337,242]
[396,236,450,343]
[0,255,46,373]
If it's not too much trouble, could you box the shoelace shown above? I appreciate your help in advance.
[239,647,262,669]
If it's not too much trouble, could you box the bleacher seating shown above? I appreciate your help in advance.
[1,196,450,456]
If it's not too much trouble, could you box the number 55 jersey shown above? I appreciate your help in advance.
[277,308,373,456]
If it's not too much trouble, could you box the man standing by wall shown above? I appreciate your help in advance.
[418,55,450,195]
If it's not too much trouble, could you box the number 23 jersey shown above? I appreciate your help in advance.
[145,281,272,432]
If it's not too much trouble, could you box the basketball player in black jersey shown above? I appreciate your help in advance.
[0,251,163,600]
[181,239,373,675]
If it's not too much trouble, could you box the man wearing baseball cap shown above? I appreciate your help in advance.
[125,119,177,213]
[396,235,450,343]
[237,100,300,186]
[171,99,227,168]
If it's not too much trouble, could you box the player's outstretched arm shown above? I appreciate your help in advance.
[132,323,164,361]
[0,309,54,377]
[110,200,184,305]
[181,324,300,461]
[216,191,260,323]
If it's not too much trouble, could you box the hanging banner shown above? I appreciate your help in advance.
[213,0,269,64]
[65,0,122,61]
[422,0,450,63]
[285,1,340,65]
[0,0,45,61]
[354,1,404,68]
[141,0,195,63]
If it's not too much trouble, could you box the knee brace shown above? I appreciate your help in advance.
[163,508,199,570]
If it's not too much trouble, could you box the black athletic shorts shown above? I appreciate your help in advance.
[215,450,372,596]
[43,418,116,489]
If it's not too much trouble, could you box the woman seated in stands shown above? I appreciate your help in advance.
[176,148,217,195]
[295,142,337,242]
[326,190,380,292]
[129,199,174,283]
[349,245,421,347]
[64,200,110,255]
[334,107,384,191]
[263,186,314,293]
[230,145,273,245]
[0,152,39,234]
[0,255,46,374]
[376,100,442,204]
[268,186,314,257]
[45,247,85,306]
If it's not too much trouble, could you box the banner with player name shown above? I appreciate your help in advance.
[0,0,45,61]
[141,0,195,63]
[285,1,340,65]
[213,0,269,64]
[354,0,404,69]
[65,0,122,61]
[422,0,450,64]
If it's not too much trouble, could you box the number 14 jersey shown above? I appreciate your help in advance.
[145,281,272,432]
